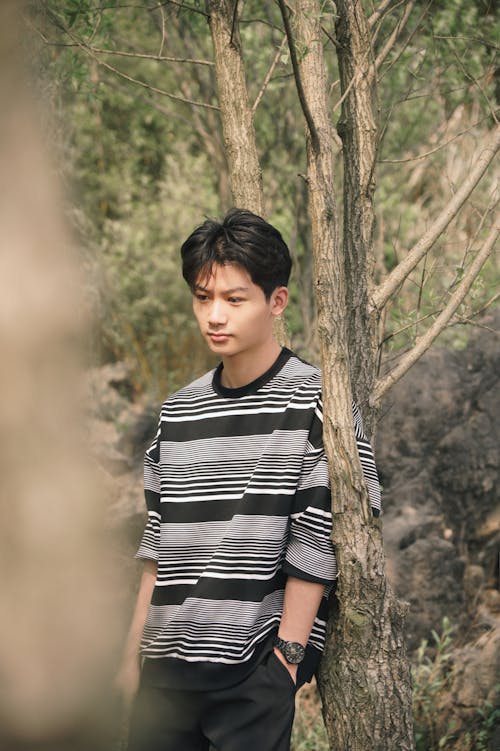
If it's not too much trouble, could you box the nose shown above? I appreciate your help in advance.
[208,299,228,327]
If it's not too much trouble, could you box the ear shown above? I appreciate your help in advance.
[270,286,289,317]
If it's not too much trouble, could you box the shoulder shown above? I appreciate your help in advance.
[279,350,322,393]
[160,369,215,412]
[284,353,362,425]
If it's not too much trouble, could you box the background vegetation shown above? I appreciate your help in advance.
[25,2,498,748]
[30,0,498,398]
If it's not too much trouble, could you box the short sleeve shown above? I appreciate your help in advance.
[282,398,337,585]
[135,415,162,561]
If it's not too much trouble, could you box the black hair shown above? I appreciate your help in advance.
[180,208,292,299]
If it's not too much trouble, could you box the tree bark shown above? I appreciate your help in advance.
[206,0,289,346]
[288,2,415,749]
[336,0,379,427]
[206,0,264,216]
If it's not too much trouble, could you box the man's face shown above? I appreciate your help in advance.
[191,263,287,358]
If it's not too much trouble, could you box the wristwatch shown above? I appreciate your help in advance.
[274,636,306,664]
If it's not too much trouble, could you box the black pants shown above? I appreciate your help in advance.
[127,650,296,751]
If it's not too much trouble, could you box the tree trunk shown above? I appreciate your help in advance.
[290,2,415,749]
[207,0,289,346]
[206,0,264,216]
[336,0,379,427]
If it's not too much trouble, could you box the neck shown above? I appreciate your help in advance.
[220,339,282,389]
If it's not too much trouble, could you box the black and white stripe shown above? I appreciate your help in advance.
[136,348,381,673]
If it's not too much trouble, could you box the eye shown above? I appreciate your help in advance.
[194,293,208,302]
[228,297,243,304]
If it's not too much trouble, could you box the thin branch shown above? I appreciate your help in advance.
[368,0,394,29]
[153,0,209,16]
[32,35,214,65]
[88,9,103,43]
[230,0,239,48]
[450,196,499,291]
[370,0,407,47]
[383,80,488,107]
[371,223,499,406]
[40,5,218,109]
[39,1,209,16]
[453,321,498,336]
[378,1,432,79]
[450,48,499,124]
[157,1,167,58]
[332,61,367,113]
[373,1,415,71]
[277,0,320,152]
[381,310,439,345]
[239,17,283,32]
[372,125,500,312]
[379,115,492,162]
[81,50,218,109]
[453,291,500,323]
[434,34,500,52]
[252,35,287,114]
[321,24,338,49]
[415,251,427,330]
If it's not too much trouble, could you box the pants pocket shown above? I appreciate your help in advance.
[267,651,297,694]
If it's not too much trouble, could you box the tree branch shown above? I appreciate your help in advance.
[434,34,500,52]
[372,125,500,312]
[29,20,214,64]
[453,290,500,324]
[53,43,214,65]
[81,49,218,109]
[251,35,287,114]
[381,310,440,345]
[157,2,167,58]
[40,4,218,109]
[277,0,320,152]
[371,223,499,406]
[450,48,499,124]
[378,1,431,80]
[154,0,209,17]
[368,0,394,29]
[379,114,492,163]
[373,1,414,72]
[230,0,239,48]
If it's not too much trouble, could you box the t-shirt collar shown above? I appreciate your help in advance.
[212,347,293,398]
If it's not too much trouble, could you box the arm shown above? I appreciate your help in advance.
[115,559,157,707]
[275,576,325,683]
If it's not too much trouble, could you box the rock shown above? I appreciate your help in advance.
[443,621,500,749]
[376,315,500,748]
[85,319,500,747]
[377,313,500,651]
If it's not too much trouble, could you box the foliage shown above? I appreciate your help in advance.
[290,623,500,751]
[29,0,499,395]
[412,617,457,750]
[412,619,500,751]
[291,684,329,751]
[474,684,500,751]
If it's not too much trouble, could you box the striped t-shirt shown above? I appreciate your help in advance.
[135,347,381,689]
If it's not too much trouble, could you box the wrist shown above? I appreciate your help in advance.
[274,635,306,665]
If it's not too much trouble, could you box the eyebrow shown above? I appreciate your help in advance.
[194,285,250,294]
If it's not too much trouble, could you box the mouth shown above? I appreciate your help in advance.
[208,332,231,343]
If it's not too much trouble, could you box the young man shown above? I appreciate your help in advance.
[116,209,381,751]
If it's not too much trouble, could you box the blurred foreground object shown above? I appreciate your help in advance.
[0,3,119,748]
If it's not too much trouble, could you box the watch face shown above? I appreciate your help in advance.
[284,641,305,664]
